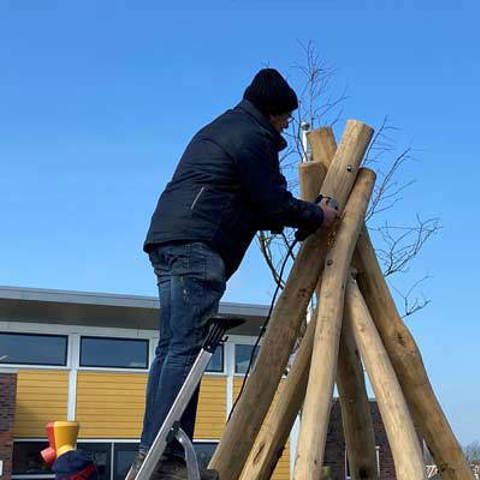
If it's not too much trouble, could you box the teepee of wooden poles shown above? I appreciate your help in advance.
[208,121,472,480]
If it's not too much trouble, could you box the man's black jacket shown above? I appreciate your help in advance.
[144,99,324,278]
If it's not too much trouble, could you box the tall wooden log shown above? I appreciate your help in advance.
[239,155,327,480]
[294,168,376,480]
[312,127,470,479]
[209,121,374,480]
[299,160,327,201]
[345,277,426,479]
[309,128,378,480]
[240,145,377,480]
[354,229,474,479]
[239,311,316,480]
[337,319,379,480]
[307,126,337,168]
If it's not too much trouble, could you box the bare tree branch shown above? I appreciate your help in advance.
[364,117,418,222]
[391,276,432,318]
[255,41,439,321]
[373,216,441,277]
[256,231,286,289]
[290,40,348,161]
[463,441,480,463]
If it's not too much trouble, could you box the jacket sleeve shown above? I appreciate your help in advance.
[234,134,324,231]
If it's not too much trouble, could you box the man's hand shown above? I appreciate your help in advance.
[294,196,340,242]
[318,196,340,228]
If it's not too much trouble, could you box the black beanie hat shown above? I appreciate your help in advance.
[243,68,298,116]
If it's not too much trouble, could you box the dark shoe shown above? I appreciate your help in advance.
[151,455,219,480]
[153,455,187,480]
[125,450,148,480]
[200,469,219,480]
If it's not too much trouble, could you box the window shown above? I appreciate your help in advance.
[80,336,149,369]
[12,441,217,480]
[0,333,67,366]
[12,441,53,477]
[13,441,110,480]
[77,443,111,480]
[205,345,224,373]
[12,442,111,479]
[235,344,258,374]
[113,443,138,480]
[193,442,218,471]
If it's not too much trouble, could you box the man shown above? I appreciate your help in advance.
[127,68,338,479]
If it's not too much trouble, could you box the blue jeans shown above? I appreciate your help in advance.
[139,242,226,456]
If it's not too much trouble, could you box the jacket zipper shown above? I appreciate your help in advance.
[190,186,205,210]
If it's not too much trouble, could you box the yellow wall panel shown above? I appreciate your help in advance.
[272,441,291,480]
[14,370,69,438]
[75,372,148,438]
[233,377,244,400]
[194,376,226,439]
[77,373,226,440]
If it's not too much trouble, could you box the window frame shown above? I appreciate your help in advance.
[79,335,149,370]
[233,343,259,375]
[11,440,54,478]
[204,344,225,374]
[192,440,219,471]
[11,440,113,480]
[76,441,112,480]
[0,332,68,367]
[11,439,222,480]
[112,442,139,480]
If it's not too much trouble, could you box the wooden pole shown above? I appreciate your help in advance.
[240,147,377,480]
[299,160,327,201]
[314,127,470,479]
[209,121,374,480]
[294,168,376,480]
[307,126,337,169]
[337,319,379,480]
[345,276,426,479]
[354,229,474,479]
[239,155,328,480]
[239,311,316,480]
[308,128,378,480]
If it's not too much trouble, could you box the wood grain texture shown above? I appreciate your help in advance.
[209,121,374,480]
[240,156,327,480]
[354,228,473,479]
[239,305,316,480]
[310,127,379,480]
[345,277,425,480]
[294,168,375,480]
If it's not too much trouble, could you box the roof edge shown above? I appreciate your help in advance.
[0,285,270,317]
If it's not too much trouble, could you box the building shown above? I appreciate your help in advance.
[0,286,396,480]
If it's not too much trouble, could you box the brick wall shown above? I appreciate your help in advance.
[323,399,396,480]
[0,372,17,480]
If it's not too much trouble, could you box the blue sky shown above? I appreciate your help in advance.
[1,1,479,445]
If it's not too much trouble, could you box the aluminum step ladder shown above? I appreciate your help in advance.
[134,316,245,480]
